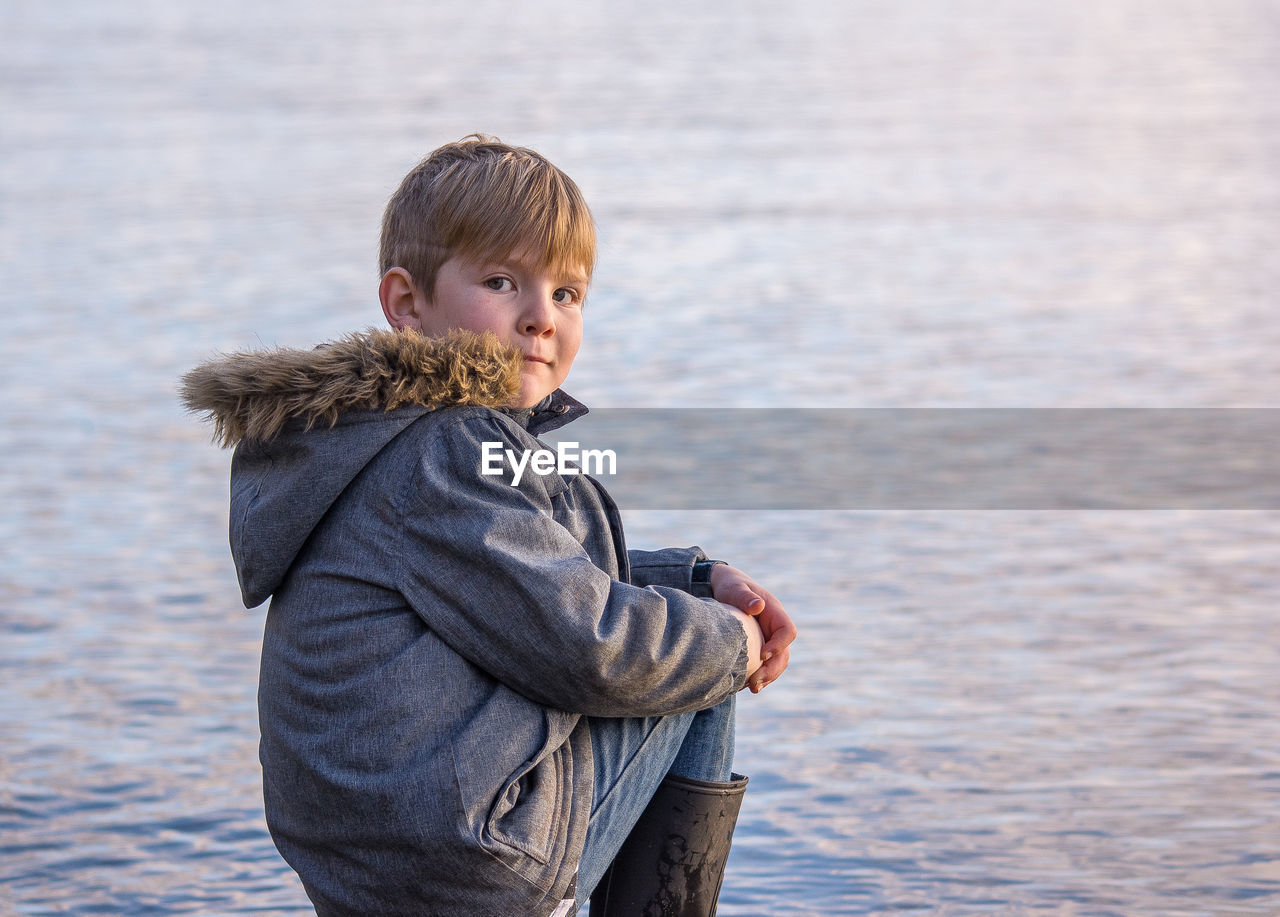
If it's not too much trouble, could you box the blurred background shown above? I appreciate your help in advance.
[2,0,1278,913]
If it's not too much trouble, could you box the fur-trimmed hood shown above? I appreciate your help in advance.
[180,328,586,608]
[180,328,523,447]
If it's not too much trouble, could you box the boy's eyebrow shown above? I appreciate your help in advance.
[486,255,590,286]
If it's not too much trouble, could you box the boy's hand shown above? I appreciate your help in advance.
[709,564,796,693]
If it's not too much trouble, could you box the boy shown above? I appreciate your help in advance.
[182,135,795,916]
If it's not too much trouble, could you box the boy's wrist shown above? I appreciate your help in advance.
[691,559,727,597]
[691,560,726,583]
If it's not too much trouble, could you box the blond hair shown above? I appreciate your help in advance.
[379,135,596,296]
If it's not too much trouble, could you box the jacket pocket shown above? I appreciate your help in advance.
[450,717,571,869]
[484,742,563,864]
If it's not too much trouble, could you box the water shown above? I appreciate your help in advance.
[3,0,1278,913]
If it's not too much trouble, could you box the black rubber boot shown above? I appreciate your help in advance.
[588,772,748,917]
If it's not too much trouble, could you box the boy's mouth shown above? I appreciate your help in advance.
[522,355,551,364]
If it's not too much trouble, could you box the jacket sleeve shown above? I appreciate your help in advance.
[627,547,714,597]
[392,412,749,717]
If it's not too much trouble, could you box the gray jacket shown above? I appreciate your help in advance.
[181,329,749,916]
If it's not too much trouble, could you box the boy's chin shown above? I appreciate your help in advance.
[509,387,553,410]
[510,372,559,409]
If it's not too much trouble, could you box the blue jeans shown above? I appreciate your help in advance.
[573,694,737,903]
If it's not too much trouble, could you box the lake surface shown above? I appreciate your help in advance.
[2,0,1278,913]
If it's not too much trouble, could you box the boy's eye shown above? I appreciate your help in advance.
[552,287,579,305]
[484,277,513,292]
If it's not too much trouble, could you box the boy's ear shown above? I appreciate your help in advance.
[379,268,425,331]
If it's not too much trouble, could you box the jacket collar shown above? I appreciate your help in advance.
[503,390,590,436]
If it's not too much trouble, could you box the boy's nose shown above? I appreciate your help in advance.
[520,292,556,336]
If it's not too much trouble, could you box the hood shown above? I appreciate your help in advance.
[180,327,523,447]
[181,328,526,607]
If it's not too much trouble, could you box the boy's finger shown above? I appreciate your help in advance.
[760,621,796,650]
[758,608,797,645]
[762,629,797,653]
[759,648,790,683]
[730,585,765,614]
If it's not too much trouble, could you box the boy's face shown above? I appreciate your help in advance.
[385,248,588,409]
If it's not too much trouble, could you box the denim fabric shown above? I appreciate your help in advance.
[575,694,737,903]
